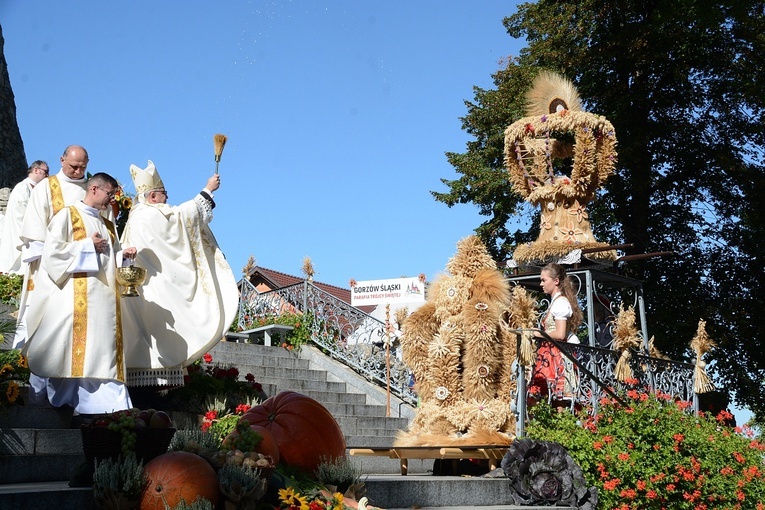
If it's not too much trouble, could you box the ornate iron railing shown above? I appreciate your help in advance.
[237,278,699,433]
[512,332,696,437]
[236,279,417,404]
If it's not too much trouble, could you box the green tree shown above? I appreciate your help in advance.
[433,1,765,422]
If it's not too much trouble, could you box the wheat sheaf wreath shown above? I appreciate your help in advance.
[504,72,618,204]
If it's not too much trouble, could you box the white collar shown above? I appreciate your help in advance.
[76,200,100,218]
[55,170,86,184]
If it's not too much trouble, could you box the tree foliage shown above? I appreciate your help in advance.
[433,0,765,421]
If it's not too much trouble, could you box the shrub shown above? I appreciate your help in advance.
[526,391,765,509]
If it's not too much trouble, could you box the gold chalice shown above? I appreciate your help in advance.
[116,266,146,297]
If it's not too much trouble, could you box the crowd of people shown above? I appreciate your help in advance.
[0,145,238,425]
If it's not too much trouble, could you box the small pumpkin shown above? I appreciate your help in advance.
[242,390,345,474]
[141,451,220,510]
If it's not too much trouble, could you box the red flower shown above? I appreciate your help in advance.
[603,478,620,491]
[235,403,250,414]
[204,410,218,421]
[619,488,637,499]
[245,373,255,382]
[203,353,213,363]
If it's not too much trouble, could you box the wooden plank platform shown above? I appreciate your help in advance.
[349,446,509,475]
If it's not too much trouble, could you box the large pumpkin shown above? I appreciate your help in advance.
[242,391,346,474]
[141,451,220,510]
[250,424,280,465]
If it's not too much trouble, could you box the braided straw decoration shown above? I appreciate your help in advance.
[690,319,716,394]
[611,305,642,382]
[504,110,617,204]
[507,285,538,367]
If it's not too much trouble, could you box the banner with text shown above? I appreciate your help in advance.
[351,277,426,307]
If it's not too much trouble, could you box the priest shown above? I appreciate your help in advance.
[0,160,49,275]
[120,160,238,385]
[24,173,136,416]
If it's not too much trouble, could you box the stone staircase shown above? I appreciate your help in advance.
[0,341,572,509]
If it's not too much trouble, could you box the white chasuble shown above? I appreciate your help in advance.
[14,174,113,348]
[25,202,126,383]
[120,199,238,371]
[0,177,34,274]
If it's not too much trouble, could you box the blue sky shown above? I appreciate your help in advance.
[2,1,753,424]
[1,0,524,286]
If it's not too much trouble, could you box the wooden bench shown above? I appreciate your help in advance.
[225,324,295,346]
[348,445,509,475]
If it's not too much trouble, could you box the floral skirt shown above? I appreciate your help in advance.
[530,343,578,401]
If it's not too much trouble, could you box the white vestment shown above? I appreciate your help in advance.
[14,173,113,349]
[120,196,238,379]
[24,201,132,414]
[0,177,34,274]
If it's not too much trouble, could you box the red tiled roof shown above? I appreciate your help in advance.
[246,266,376,314]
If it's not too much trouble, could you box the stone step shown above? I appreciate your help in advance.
[0,405,71,430]
[211,342,301,361]
[0,453,85,484]
[0,428,82,455]
[237,364,331,382]
[290,389,368,405]
[0,477,578,510]
[209,346,311,369]
[263,377,352,394]
[320,401,390,417]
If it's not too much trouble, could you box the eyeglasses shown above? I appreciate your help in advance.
[96,186,116,199]
[154,189,168,198]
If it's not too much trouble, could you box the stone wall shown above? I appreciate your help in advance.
[0,24,28,189]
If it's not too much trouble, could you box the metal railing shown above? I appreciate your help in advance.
[511,330,696,437]
[236,278,699,434]
[237,279,417,404]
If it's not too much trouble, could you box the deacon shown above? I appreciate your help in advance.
[16,147,113,348]
[24,173,136,416]
[0,160,49,275]
[120,160,238,383]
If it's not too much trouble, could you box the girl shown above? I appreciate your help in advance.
[531,263,583,402]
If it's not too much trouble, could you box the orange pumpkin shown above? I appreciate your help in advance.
[242,391,346,474]
[141,451,220,510]
[250,424,280,465]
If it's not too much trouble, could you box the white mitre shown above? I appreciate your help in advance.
[130,160,165,203]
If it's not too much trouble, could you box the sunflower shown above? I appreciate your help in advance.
[327,492,344,510]
[278,487,310,510]
[5,381,19,403]
[0,363,12,376]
